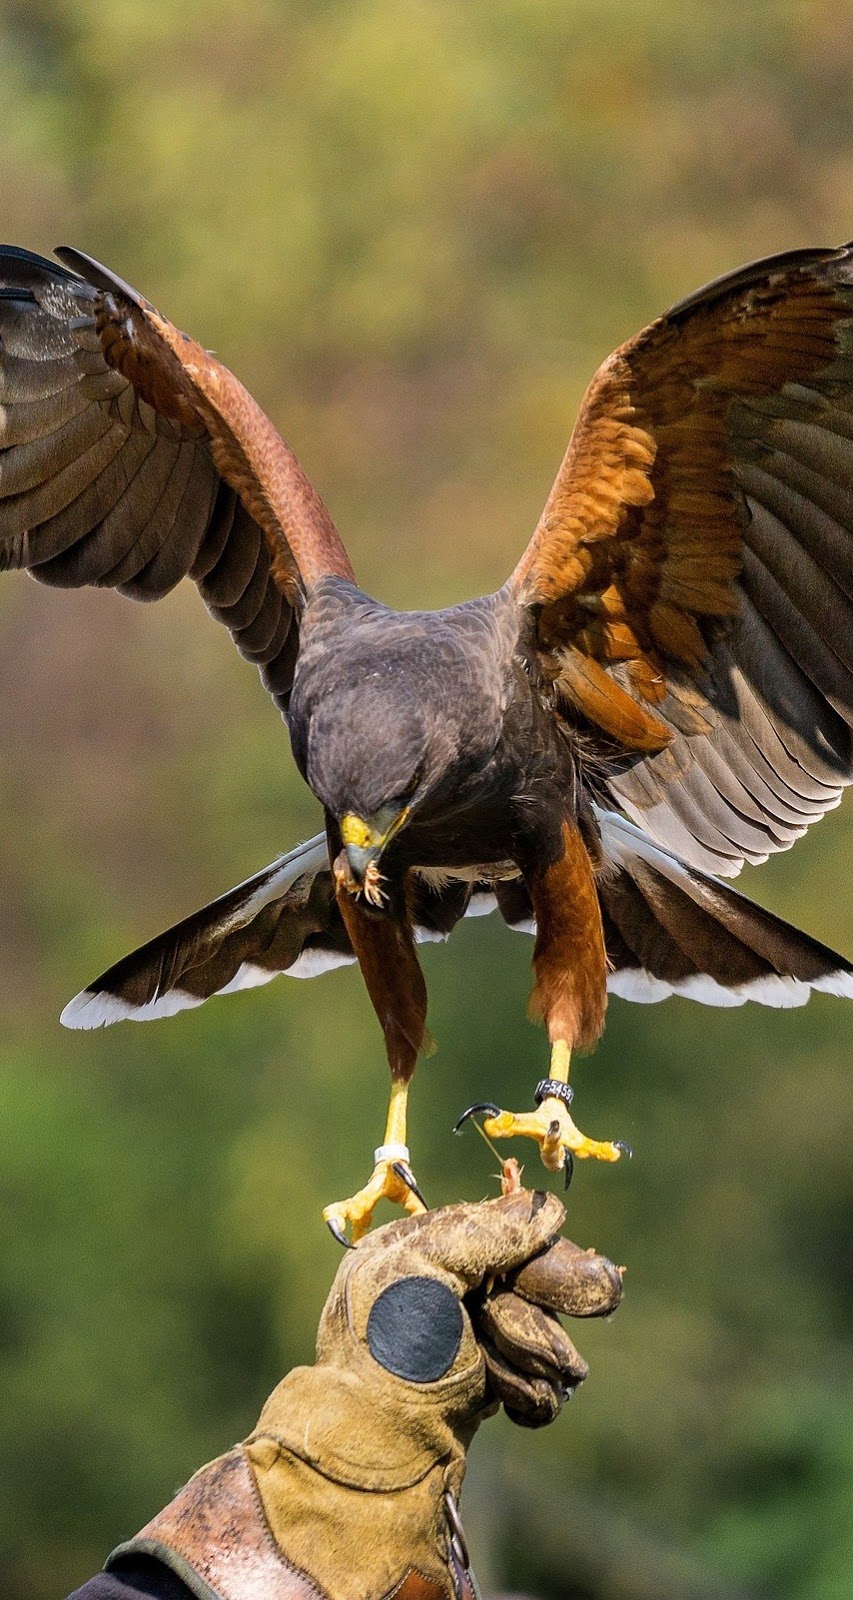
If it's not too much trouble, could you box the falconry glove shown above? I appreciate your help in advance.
[103,1189,622,1600]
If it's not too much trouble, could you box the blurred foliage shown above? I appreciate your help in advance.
[0,1,852,1596]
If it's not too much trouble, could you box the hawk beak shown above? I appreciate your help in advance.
[345,841,379,884]
[341,806,410,884]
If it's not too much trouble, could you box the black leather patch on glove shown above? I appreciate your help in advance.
[366,1277,464,1382]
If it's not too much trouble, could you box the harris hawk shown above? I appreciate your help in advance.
[2,242,853,1241]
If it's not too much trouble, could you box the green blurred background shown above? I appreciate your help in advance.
[1,2,852,1596]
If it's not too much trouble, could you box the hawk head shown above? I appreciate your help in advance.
[300,684,437,892]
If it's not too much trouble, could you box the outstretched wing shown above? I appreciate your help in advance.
[60,837,350,1027]
[512,244,853,875]
[62,815,853,1028]
[60,839,504,1027]
[0,246,353,713]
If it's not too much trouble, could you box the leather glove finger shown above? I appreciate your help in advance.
[510,1236,624,1317]
[477,1293,586,1427]
[469,1234,623,1428]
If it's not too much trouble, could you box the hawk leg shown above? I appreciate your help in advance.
[323,1078,426,1244]
[474,823,628,1173]
[324,875,429,1243]
[483,1042,627,1172]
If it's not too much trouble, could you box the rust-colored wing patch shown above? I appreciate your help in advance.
[513,353,657,607]
[512,247,853,809]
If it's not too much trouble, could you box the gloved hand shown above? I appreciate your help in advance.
[105,1189,622,1600]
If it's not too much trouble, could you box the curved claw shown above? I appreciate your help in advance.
[392,1161,428,1210]
[614,1140,633,1159]
[325,1216,355,1250]
[563,1149,575,1191]
[453,1101,502,1135]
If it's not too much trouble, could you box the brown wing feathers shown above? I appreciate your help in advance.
[514,244,853,875]
[55,247,354,596]
[0,245,353,714]
[513,355,670,754]
[60,845,510,1028]
[61,818,853,1028]
[596,810,853,1006]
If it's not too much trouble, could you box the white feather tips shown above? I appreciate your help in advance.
[812,968,853,998]
[60,945,359,1027]
[283,948,357,979]
[465,892,500,918]
[216,963,280,995]
[607,968,822,1009]
[60,986,206,1029]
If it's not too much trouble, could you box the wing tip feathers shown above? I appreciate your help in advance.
[608,965,853,1009]
[60,986,206,1029]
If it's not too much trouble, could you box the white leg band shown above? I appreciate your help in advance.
[374,1142,410,1166]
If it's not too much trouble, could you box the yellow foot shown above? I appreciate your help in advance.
[323,1146,427,1245]
[455,1087,629,1186]
[485,1096,626,1165]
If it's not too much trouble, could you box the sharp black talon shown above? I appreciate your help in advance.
[614,1140,633,1159]
[392,1161,429,1209]
[453,1101,502,1134]
[326,1217,355,1249]
[563,1149,574,1190]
